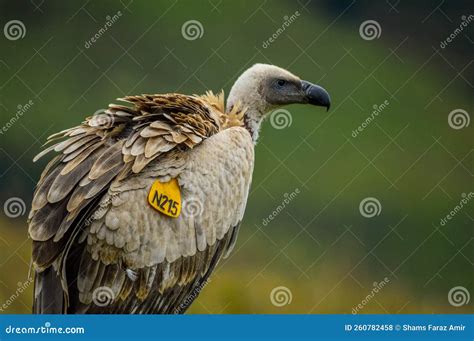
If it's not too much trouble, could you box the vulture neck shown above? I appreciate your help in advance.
[227,102,264,144]
[227,82,266,144]
[242,109,263,143]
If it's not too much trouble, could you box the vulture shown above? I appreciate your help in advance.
[28,63,330,314]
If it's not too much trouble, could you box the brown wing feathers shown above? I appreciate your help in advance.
[75,223,240,314]
[29,93,229,313]
[29,94,220,257]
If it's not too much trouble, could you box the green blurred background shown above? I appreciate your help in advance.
[0,0,472,314]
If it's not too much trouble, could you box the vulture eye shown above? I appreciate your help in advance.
[276,79,286,87]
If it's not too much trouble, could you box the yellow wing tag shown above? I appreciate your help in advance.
[147,179,181,218]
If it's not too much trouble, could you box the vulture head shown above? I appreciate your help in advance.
[226,63,331,141]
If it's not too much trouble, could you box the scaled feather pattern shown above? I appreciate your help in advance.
[29,91,253,314]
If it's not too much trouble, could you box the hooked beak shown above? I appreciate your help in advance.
[301,80,331,111]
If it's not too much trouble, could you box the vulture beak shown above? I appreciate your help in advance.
[301,80,331,111]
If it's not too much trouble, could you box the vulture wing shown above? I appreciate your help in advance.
[29,93,253,313]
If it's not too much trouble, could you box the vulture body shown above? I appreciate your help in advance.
[29,64,330,314]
